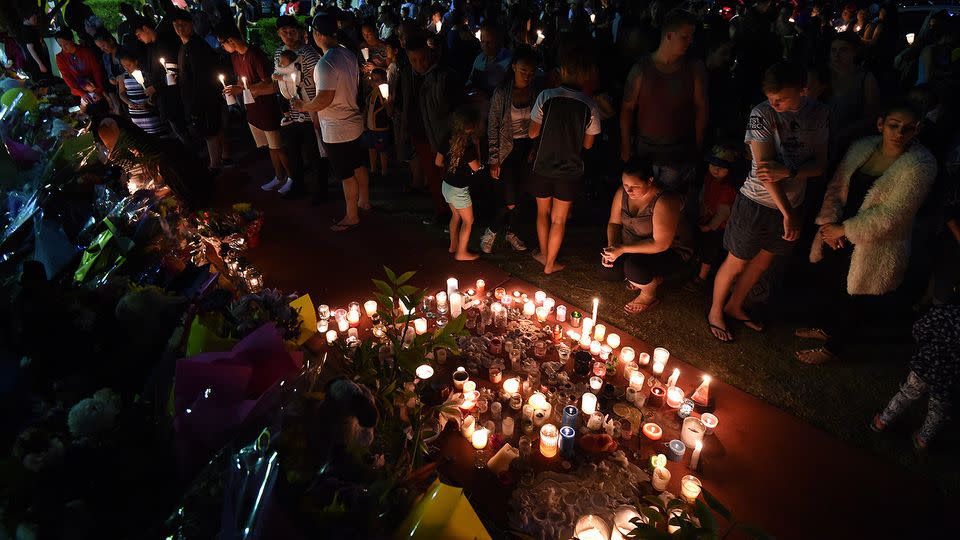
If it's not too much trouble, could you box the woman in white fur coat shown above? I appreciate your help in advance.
[796,103,937,364]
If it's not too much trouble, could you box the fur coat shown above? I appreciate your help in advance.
[810,136,937,295]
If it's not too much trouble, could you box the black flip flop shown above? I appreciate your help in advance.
[330,222,359,232]
[706,317,734,342]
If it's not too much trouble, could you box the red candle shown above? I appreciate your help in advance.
[643,422,663,441]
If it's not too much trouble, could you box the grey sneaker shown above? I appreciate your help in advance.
[261,177,283,191]
[505,232,527,251]
[480,228,496,253]
[277,178,294,194]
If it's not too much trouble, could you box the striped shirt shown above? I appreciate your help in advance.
[121,73,170,138]
[274,43,321,125]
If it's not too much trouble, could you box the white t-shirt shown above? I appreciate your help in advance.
[741,98,829,209]
[312,46,364,144]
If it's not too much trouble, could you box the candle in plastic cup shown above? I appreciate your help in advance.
[472,428,488,449]
[361,47,370,61]
[475,29,481,40]
[906,33,915,45]
[378,83,389,99]
[132,69,145,87]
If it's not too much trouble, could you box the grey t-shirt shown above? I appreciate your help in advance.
[741,98,829,209]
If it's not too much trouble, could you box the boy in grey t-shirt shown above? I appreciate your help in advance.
[706,62,828,343]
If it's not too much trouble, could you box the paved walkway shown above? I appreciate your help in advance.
[217,158,951,539]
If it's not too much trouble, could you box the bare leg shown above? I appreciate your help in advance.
[455,206,479,261]
[379,152,389,176]
[275,147,291,179]
[534,197,552,265]
[368,148,378,173]
[448,203,460,253]
[335,176,360,228]
[724,249,775,331]
[354,166,371,210]
[698,263,711,280]
[268,148,285,179]
[708,253,749,340]
[206,135,222,169]
[544,199,571,274]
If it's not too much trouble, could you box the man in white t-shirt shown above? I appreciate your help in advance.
[292,13,370,231]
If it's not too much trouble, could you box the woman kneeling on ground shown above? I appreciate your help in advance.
[796,102,937,364]
[600,158,685,313]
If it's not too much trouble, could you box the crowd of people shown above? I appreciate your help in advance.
[6,0,959,446]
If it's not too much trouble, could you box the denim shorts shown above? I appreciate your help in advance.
[441,181,472,209]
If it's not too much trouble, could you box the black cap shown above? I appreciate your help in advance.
[53,29,75,41]
[276,15,302,30]
[169,9,193,22]
[311,13,338,37]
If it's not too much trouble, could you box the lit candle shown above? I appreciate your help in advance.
[681,416,705,449]
[584,377,601,393]
[435,21,442,33]
[667,439,686,462]
[906,32,915,45]
[472,427,488,449]
[543,297,555,312]
[413,317,428,335]
[534,290,546,305]
[474,29,481,40]
[556,305,567,322]
[487,442,518,473]
[241,76,248,89]
[378,82,389,99]
[536,29,545,45]
[629,371,645,391]
[680,475,702,503]
[581,317,594,342]
[436,291,447,310]
[589,340,602,356]
[347,310,360,326]
[463,380,477,394]
[690,440,703,470]
[475,279,485,294]
[701,413,719,435]
[653,347,670,365]
[581,392,597,416]
[317,319,328,333]
[529,392,548,410]
[132,69,145,86]
[449,292,462,317]
[692,375,711,407]
[348,328,358,340]
[415,364,434,380]
[593,324,606,342]
[535,306,548,322]
[446,277,459,299]
[590,13,596,23]
[461,415,476,438]
[523,301,536,318]
[361,47,370,61]
[501,416,514,437]
[337,318,350,332]
[600,345,612,361]
[574,515,611,540]
[453,366,469,391]
[652,361,665,377]
[559,425,575,458]
[638,352,651,366]
[642,422,662,440]
[667,368,680,389]
[591,298,599,325]
[620,346,635,363]
[606,333,621,349]
[652,466,670,491]
[218,73,227,89]
[539,423,559,458]
[159,57,166,68]
[325,330,338,344]
[503,377,520,396]
[579,331,592,349]
[562,405,579,428]
[364,300,378,317]
[567,330,581,343]
[666,386,685,408]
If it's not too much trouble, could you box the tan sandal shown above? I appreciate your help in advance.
[795,327,830,341]
[624,297,660,314]
[795,347,836,365]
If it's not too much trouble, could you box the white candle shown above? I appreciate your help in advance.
[450,292,462,317]
[589,340,602,356]
[378,82,389,99]
[364,300,378,317]
[534,290,546,305]
[414,317,428,335]
[581,392,597,415]
[474,29,481,40]
[325,330,338,344]
[667,368,680,389]
[131,69,145,86]
[606,333,621,349]
[556,305,567,322]
[159,57,166,69]
[666,386,685,408]
[567,330,580,342]
[620,346,635,363]
[590,13,596,23]
[461,415,476,439]
[906,32,915,45]
[501,416,514,437]
[535,306,549,322]
[681,417,705,448]
[435,21,442,33]
[589,376,603,392]
[591,298,599,324]
[680,475,702,503]
[361,47,370,60]
[436,291,447,309]
[415,364,434,380]
[347,310,360,326]
[652,361,665,377]
[638,352,651,366]
[701,413,719,435]
[629,371,645,391]
[529,392,548,410]
[536,29,545,45]
[472,427,488,449]
[337,318,350,332]
[593,323,606,342]
[600,345,613,361]
[690,440,703,470]
[218,73,226,88]
[446,277,459,299]
[653,347,670,365]
[574,515,611,540]
[579,332,592,349]
[539,423,559,457]
[523,301,536,318]
[463,380,477,394]
[317,319,329,333]
[487,443,518,473]
[652,466,670,491]
[543,297,555,312]
[241,76,248,89]
[582,318,594,342]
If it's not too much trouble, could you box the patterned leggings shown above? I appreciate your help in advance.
[879,371,951,443]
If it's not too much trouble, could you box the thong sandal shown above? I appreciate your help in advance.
[706,317,734,342]
[795,327,830,341]
[624,297,660,314]
[330,222,359,232]
[795,347,836,365]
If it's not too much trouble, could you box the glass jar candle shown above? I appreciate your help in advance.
[562,405,579,428]
[680,475,702,504]
[489,337,503,355]
[701,413,719,435]
[666,386,685,408]
[489,366,503,384]
[539,424,559,458]
[494,287,506,300]
[535,306,549,322]
[559,425,575,459]
[556,305,567,322]
[502,416,514,437]
[592,361,606,377]
[570,311,582,328]
[581,392,597,415]
[534,340,547,358]
[509,348,521,370]
[589,376,603,392]
[453,366,469,391]
[638,352,651,366]
[318,304,330,320]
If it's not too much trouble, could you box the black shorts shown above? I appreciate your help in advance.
[325,136,366,180]
[723,194,798,259]
[527,172,580,202]
[598,250,684,286]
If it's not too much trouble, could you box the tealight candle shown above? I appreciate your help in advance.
[503,377,520,396]
[476,279,485,294]
[363,300,378,317]
[523,301,536,318]
[620,346,635,363]
[589,376,603,392]
[413,317,428,335]
[701,413,719,435]
[534,290,546,305]
[677,399,696,419]
[539,424,559,458]
[642,422,662,440]
[593,324,606,342]
[652,466,671,491]
[472,428,488,449]
[581,392,597,416]
[638,352,651,366]
[690,440,703,470]
[536,306,549,322]
[666,386,685,408]
[680,475,702,503]
[667,439,686,462]
[415,364,434,380]
[556,305,567,322]
[325,330,338,344]
[606,333,621,349]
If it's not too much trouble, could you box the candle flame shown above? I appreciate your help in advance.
[703,375,711,384]
[159,57,165,66]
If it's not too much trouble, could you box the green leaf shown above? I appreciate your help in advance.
[629,523,671,540]
[738,524,775,540]
[373,279,394,299]
[693,500,718,534]
[395,270,416,285]
[667,498,685,510]
[699,488,731,521]
[643,495,666,512]
[397,285,419,298]
[383,266,398,283]
[641,507,663,526]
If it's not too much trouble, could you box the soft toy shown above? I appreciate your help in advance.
[67,388,120,440]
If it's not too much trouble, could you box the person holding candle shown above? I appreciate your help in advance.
[362,68,394,178]
[293,13,371,231]
[481,46,539,255]
[132,16,189,143]
[54,29,108,108]
[215,25,293,195]
[171,10,229,172]
[467,23,512,98]
[360,23,389,74]
[600,157,686,314]
[440,106,483,261]
[528,42,602,274]
[116,47,171,138]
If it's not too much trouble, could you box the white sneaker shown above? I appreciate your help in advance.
[277,178,294,194]
[480,228,496,254]
[506,232,527,251]
[261,177,283,191]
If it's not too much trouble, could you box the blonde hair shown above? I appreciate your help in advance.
[448,107,481,173]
